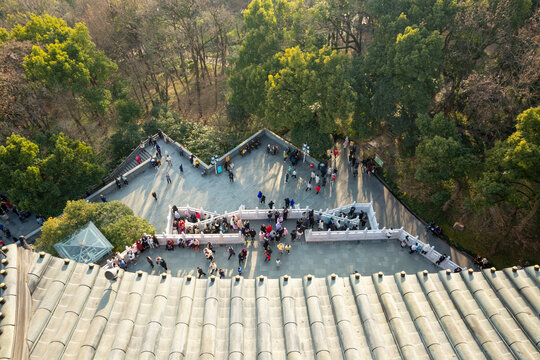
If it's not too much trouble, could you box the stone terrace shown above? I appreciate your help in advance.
[102,134,473,277]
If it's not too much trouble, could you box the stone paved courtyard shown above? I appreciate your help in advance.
[104,136,473,277]
[127,219,439,278]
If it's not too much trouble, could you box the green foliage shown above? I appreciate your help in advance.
[394,26,444,114]
[265,46,355,156]
[155,111,237,163]
[115,99,143,123]
[11,14,72,44]
[110,123,143,162]
[476,107,539,208]
[0,133,105,217]
[21,16,117,116]
[0,27,9,43]
[228,0,282,117]
[37,200,155,254]
[142,119,159,135]
[101,214,155,252]
[414,113,479,200]
[228,0,319,118]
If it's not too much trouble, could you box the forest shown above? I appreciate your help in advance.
[0,0,538,267]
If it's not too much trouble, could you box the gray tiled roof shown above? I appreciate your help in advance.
[1,244,539,360]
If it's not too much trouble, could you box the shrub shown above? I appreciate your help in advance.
[37,200,155,255]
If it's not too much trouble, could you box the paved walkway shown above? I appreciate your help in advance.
[106,136,472,275]
[0,213,39,243]
[127,219,439,278]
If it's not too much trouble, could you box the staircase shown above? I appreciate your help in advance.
[106,147,152,182]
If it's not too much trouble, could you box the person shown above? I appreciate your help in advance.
[118,259,127,269]
[409,243,419,254]
[229,171,234,182]
[100,194,107,202]
[290,199,295,208]
[277,242,284,255]
[436,254,448,265]
[127,251,136,264]
[115,177,122,189]
[344,136,349,148]
[136,154,141,164]
[306,182,312,191]
[316,185,321,194]
[179,163,184,172]
[228,246,236,260]
[268,201,274,209]
[285,173,289,183]
[285,244,291,254]
[166,153,172,166]
[292,169,297,178]
[219,268,225,278]
[315,175,320,184]
[257,191,263,201]
[166,173,171,184]
[237,267,242,276]
[197,266,207,278]
[152,191,158,200]
[209,261,217,274]
[121,174,128,185]
[238,252,244,266]
[157,257,168,271]
[284,198,290,208]
[276,258,281,268]
[260,195,266,204]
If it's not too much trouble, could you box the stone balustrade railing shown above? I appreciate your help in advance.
[304,227,459,271]
[166,202,377,233]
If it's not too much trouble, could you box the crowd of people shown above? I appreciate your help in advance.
[101,136,473,277]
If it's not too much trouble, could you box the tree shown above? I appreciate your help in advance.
[10,14,72,44]
[0,28,8,43]
[394,26,444,115]
[0,133,105,216]
[228,0,283,117]
[21,16,117,120]
[37,200,155,254]
[110,123,144,163]
[115,99,143,124]
[476,107,539,212]
[414,113,479,209]
[265,46,356,156]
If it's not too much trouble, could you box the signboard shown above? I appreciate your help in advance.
[374,155,384,167]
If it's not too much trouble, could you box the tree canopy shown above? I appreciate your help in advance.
[0,0,538,266]
[0,133,105,216]
[37,200,155,255]
[265,46,355,156]
[476,107,539,211]
[22,17,117,117]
